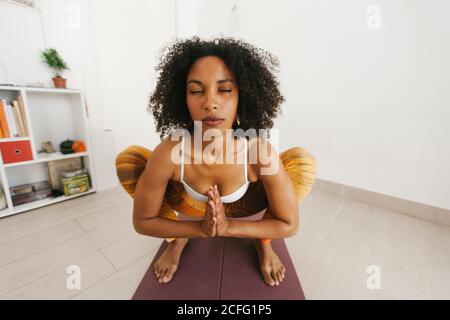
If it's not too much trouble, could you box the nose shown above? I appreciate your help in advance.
[205,103,218,111]
[203,90,219,111]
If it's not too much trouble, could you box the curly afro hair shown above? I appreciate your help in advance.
[148,36,285,140]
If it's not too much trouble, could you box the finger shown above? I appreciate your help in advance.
[208,189,214,201]
[206,200,212,217]
[206,200,211,215]
[212,217,217,236]
[215,194,219,207]
[214,185,220,206]
[215,185,223,207]
[209,200,216,216]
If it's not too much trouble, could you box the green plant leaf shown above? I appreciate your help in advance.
[41,48,70,77]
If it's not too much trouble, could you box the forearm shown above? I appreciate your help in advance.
[134,217,206,239]
[224,217,298,239]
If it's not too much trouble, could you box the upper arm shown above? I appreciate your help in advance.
[250,138,299,229]
[132,140,176,225]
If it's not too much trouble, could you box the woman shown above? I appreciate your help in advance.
[116,37,317,287]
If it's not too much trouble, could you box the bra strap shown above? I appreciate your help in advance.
[243,138,249,183]
[180,135,185,182]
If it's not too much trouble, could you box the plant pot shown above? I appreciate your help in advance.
[52,77,67,89]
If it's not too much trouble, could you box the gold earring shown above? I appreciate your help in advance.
[236,115,241,126]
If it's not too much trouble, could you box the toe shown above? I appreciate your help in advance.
[281,267,286,279]
[276,270,283,283]
[161,273,170,283]
[162,265,177,283]
[162,271,173,283]
[262,267,274,286]
[158,268,168,282]
[271,270,279,286]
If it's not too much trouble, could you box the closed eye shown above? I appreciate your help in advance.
[190,90,232,94]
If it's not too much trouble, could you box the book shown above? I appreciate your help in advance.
[5,103,19,137]
[17,95,29,136]
[12,101,24,137]
[0,115,3,138]
[0,100,10,138]
[12,100,25,137]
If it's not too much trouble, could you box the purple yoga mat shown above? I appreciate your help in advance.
[132,238,224,300]
[132,237,305,300]
[220,238,305,300]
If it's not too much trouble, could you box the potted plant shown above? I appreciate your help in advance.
[41,48,70,88]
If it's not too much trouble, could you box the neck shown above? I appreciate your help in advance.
[186,128,243,165]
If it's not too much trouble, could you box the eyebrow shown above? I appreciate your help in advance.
[187,79,235,85]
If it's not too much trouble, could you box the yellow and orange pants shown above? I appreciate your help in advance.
[116,145,316,244]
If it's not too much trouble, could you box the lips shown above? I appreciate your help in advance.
[202,117,224,126]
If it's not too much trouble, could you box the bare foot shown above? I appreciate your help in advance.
[254,240,286,287]
[153,237,188,283]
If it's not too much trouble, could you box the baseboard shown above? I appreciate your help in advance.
[312,178,450,227]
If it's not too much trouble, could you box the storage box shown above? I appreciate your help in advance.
[0,140,33,164]
[47,157,82,191]
[10,180,50,196]
[10,181,52,206]
[61,173,90,196]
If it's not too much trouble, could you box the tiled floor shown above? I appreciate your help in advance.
[0,185,449,299]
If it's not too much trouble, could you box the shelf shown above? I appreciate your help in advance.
[0,188,96,218]
[0,206,10,217]
[0,86,95,219]
[3,151,89,168]
[0,137,31,142]
[0,86,82,94]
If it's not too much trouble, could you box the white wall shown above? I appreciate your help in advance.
[175,0,199,38]
[1,0,449,209]
[0,0,177,191]
[79,0,177,183]
[192,0,450,210]
[0,1,48,85]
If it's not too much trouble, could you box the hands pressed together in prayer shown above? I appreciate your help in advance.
[201,184,229,238]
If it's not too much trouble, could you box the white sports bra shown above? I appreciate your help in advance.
[179,134,250,203]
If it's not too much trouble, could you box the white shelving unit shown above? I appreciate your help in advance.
[0,86,96,218]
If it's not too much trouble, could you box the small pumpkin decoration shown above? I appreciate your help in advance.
[60,139,75,154]
[72,140,86,152]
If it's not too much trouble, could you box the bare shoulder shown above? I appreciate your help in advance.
[247,136,281,181]
[144,137,180,181]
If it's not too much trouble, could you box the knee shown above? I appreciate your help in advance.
[287,222,300,238]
